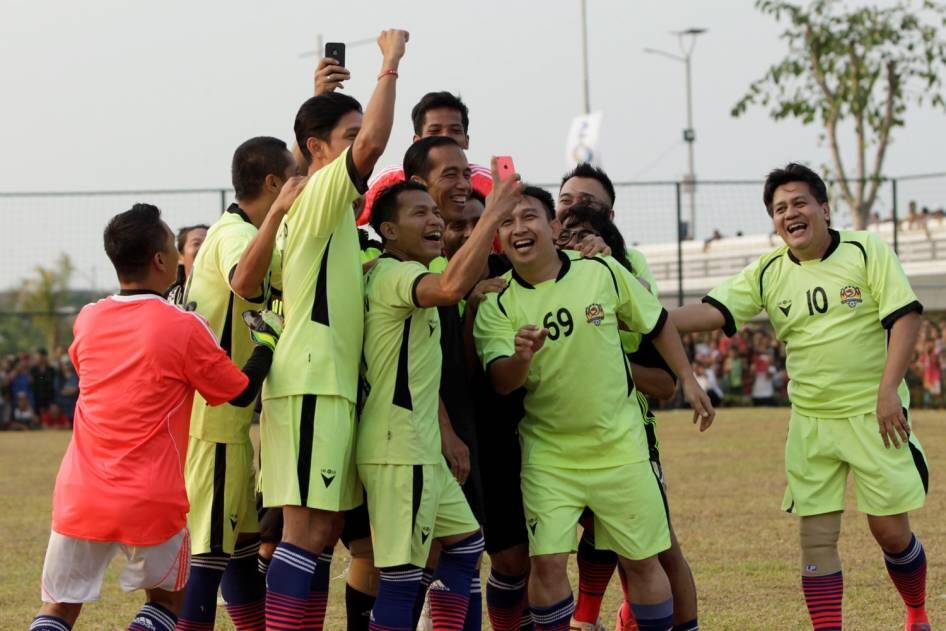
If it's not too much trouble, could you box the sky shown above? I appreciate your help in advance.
[1,0,944,290]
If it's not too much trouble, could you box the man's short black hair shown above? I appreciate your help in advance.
[521,185,556,221]
[369,180,431,243]
[411,91,470,136]
[560,163,616,207]
[469,190,486,206]
[105,203,170,281]
[176,224,209,254]
[294,93,363,161]
[403,136,462,181]
[763,163,829,215]
[232,136,292,201]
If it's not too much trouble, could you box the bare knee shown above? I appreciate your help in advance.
[348,537,379,596]
[868,513,912,553]
[490,544,531,577]
[145,588,185,615]
[282,506,340,552]
[39,602,83,626]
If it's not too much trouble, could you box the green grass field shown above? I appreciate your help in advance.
[2,408,943,630]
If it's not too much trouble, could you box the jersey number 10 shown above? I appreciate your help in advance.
[806,287,828,316]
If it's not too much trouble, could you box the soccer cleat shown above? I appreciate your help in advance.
[570,618,607,631]
[242,309,283,351]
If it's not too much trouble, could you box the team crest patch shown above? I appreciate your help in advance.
[585,303,604,326]
[839,285,862,309]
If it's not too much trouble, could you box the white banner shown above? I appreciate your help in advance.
[565,111,603,168]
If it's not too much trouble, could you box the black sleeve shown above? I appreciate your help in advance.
[628,340,676,382]
[228,345,273,407]
[346,148,370,194]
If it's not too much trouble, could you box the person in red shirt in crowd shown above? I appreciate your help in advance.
[39,402,70,430]
[30,203,278,631]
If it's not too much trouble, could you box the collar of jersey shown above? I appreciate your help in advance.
[226,203,252,224]
[787,228,840,265]
[511,250,571,289]
[113,289,165,301]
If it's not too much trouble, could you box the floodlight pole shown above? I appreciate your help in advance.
[580,0,591,114]
[644,28,706,239]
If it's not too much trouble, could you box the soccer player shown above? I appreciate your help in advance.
[167,224,209,306]
[30,203,278,631]
[175,136,304,631]
[357,91,492,226]
[671,163,930,631]
[557,205,694,631]
[358,159,520,631]
[258,29,409,631]
[474,187,714,631]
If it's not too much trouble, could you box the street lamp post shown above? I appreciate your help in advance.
[580,0,591,114]
[298,34,377,60]
[644,28,707,240]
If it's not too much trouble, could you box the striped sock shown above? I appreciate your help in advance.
[265,542,317,631]
[429,532,485,630]
[129,602,177,631]
[301,547,334,630]
[531,594,574,631]
[884,534,928,625]
[222,538,265,630]
[29,615,72,631]
[486,570,530,631]
[519,610,535,630]
[574,532,617,624]
[177,553,228,630]
[802,571,842,630]
[411,567,434,628]
[673,619,699,631]
[258,554,271,577]
[630,599,673,631]
[370,565,423,631]
[462,576,483,631]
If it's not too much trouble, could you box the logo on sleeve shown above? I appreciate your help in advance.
[321,468,336,487]
[585,303,604,326]
[840,285,862,308]
[777,299,792,316]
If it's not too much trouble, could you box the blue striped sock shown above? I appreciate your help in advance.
[462,576,483,631]
[371,564,424,630]
[29,615,72,631]
[631,598,674,631]
[128,602,177,631]
[531,594,574,631]
[265,542,317,631]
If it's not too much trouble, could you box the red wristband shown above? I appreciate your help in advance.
[377,69,399,81]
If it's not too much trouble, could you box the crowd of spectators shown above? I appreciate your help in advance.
[671,314,946,410]
[0,347,77,431]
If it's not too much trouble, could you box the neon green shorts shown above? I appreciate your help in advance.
[359,460,479,568]
[185,437,258,555]
[781,409,929,517]
[521,461,670,560]
[260,395,362,511]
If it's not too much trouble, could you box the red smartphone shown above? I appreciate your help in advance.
[495,156,516,182]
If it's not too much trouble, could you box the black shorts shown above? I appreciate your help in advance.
[340,496,371,548]
[478,417,528,555]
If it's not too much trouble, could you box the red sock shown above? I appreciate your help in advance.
[802,572,843,630]
[574,533,617,623]
[616,565,639,630]
[884,535,928,625]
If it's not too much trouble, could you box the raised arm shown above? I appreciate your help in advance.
[415,160,520,307]
[230,176,307,300]
[350,29,409,179]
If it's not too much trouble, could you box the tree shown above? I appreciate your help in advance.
[732,0,946,228]
[16,254,76,351]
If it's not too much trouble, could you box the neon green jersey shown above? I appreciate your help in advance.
[474,251,667,469]
[705,229,922,418]
[263,148,367,402]
[357,255,442,465]
[184,206,268,443]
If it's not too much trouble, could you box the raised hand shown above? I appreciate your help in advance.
[377,29,409,67]
[314,56,351,95]
[484,155,523,223]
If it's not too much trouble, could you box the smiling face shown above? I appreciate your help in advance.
[443,195,484,260]
[556,215,599,250]
[499,196,559,270]
[770,181,831,258]
[418,144,471,222]
[308,110,363,171]
[416,107,469,149]
[557,176,613,220]
[379,189,445,266]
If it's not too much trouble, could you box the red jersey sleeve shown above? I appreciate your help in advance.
[183,313,249,405]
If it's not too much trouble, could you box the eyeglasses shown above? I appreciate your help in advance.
[556,228,600,246]
[558,194,610,213]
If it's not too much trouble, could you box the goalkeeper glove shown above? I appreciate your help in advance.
[242,309,283,351]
